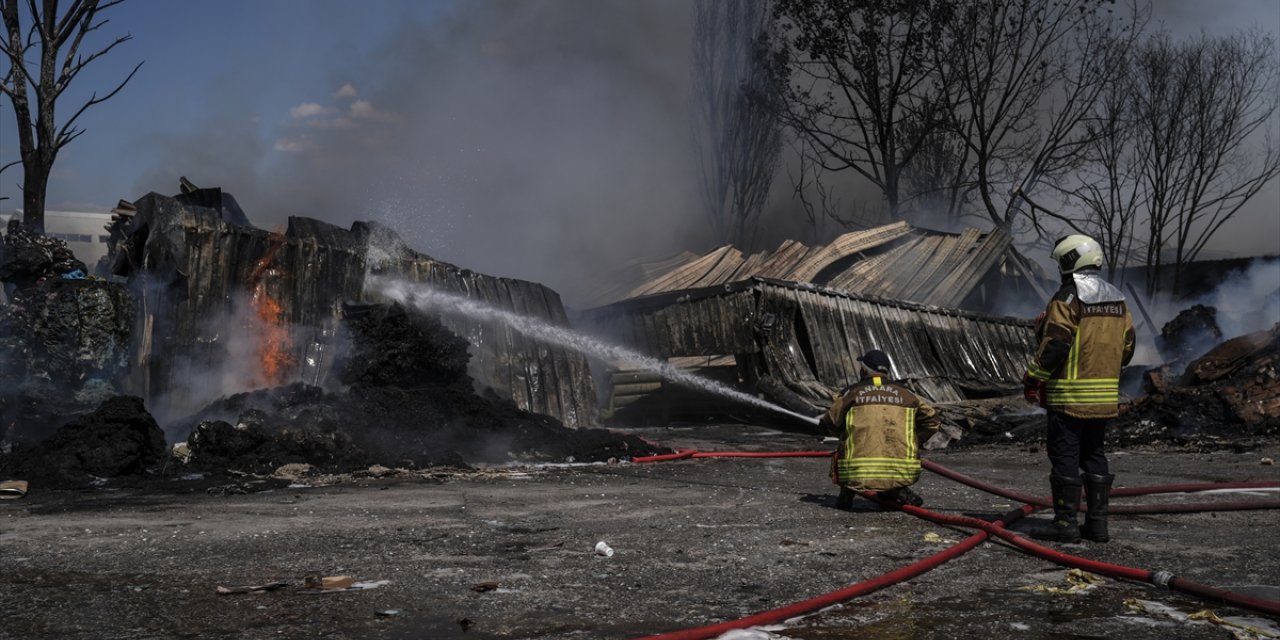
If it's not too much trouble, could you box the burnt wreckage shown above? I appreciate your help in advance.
[578,223,1049,420]
[106,182,597,427]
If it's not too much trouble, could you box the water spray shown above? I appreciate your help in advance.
[370,278,821,426]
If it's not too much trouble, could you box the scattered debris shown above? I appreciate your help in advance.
[0,479,28,499]
[595,541,614,557]
[375,609,401,617]
[304,575,354,590]
[1021,569,1104,595]
[922,532,959,544]
[1123,598,1280,638]
[471,581,500,593]
[215,582,288,596]
[1263,458,1275,466]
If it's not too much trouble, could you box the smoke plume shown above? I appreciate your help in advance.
[134,0,705,307]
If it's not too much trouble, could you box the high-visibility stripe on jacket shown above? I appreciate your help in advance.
[818,375,941,491]
[1025,272,1136,419]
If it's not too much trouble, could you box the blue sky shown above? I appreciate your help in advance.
[2,0,1278,301]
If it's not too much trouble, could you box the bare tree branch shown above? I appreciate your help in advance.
[0,0,139,232]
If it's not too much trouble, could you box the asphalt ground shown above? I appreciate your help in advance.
[2,424,1278,640]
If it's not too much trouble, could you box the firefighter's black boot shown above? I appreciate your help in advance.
[878,486,924,507]
[1030,474,1082,543]
[1080,473,1114,543]
[835,486,854,510]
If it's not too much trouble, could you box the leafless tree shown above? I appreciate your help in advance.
[1042,31,1145,281]
[937,0,1142,239]
[769,0,954,226]
[692,0,784,249]
[0,0,140,232]
[1129,30,1280,297]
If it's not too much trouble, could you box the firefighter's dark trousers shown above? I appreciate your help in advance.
[1046,411,1109,478]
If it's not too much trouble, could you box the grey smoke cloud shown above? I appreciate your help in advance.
[129,0,1277,308]
[136,0,705,307]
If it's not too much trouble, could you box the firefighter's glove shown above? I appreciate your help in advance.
[1022,374,1045,406]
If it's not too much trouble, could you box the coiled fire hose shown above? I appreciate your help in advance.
[628,449,1280,639]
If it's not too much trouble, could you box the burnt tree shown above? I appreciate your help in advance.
[937,0,1141,237]
[692,0,784,249]
[1129,30,1280,297]
[770,0,954,225]
[0,0,141,232]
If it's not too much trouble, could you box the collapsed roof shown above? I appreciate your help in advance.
[578,278,1036,411]
[585,222,1049,310]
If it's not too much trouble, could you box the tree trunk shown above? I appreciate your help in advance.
[21,160,49,233]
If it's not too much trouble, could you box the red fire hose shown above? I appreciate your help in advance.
[628,449,1280,638]
[919,459,1280,513]
[631,504,1037,640]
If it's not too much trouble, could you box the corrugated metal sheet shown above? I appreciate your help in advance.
[116,192,596,426]
[578,278,1035,407]
[585,222,1015,308]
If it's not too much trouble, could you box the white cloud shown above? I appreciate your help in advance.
[334,83,357,98]
[273,136,311,152]
[350,100,376,118]
[307,117,357,130]
[289,102,333,119]
[349,99,398,122]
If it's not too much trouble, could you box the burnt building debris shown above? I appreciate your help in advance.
[579,278,1037,419]
[577,223,1047,428]
[107,181,597,427]
[1120,323,1280,444]
[1157,304,1224,368]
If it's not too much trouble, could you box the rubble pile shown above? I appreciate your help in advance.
[1,222,135,443]
[1,396,166,487]
[1116,323,1280,445]
[174,303,664,475]
[1156,304,1222,369]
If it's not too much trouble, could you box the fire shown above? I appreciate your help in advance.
[249,231,295,387]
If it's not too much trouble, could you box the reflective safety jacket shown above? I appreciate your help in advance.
[1026,271,1136,419]
[819,375,941,491]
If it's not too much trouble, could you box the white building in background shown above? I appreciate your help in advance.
[9,210,115,268]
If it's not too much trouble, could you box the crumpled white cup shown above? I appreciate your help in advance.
[594,541,614,557]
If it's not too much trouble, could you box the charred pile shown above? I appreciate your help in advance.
[1,222,134,444]
[1156,304,1223,369]
[1117,323,1280,446]
[0,396,165,487]
[174,303,663,475]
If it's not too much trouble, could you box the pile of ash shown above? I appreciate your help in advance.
[0,396,166,488]
[2,302,665,488]
[1115,323,1280,447]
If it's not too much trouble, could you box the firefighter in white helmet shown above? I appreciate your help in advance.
[1024,234,1135,543]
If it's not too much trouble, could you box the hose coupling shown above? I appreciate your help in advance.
[1151,570,1175,588]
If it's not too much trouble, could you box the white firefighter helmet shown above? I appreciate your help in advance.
[1051,234,1104,274]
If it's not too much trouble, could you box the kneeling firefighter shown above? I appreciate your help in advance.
[820,349,941,509]
[1024,235,1135,543]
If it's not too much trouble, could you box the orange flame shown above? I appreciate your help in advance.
[249,230,295,387]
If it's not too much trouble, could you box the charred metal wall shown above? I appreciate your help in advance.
[117,192,597,426]
[578,278,1036,406]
